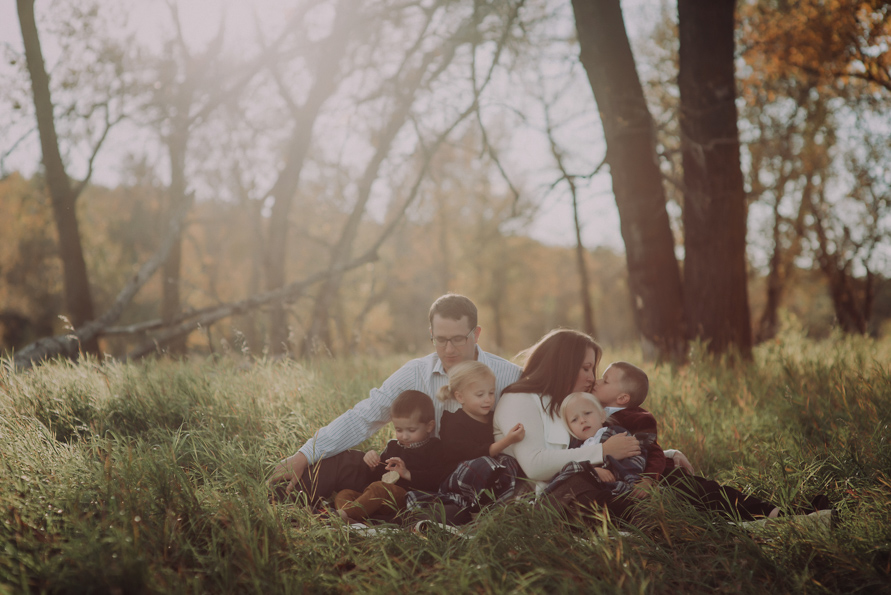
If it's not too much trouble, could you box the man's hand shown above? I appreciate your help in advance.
[268,452,308,495]
[363,450,381,469]
[594,467,616,482]
[385,457,410,481]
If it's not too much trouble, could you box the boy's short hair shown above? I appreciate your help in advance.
[429,294,477,329]
[391,390,435,423]
[610,362,649,407]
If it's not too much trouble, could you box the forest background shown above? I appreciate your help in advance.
[1,0,890,363]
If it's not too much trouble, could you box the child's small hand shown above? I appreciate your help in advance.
[594,467,616,483]
[363,450,381,469]
[507,423,525,444]
[384,457,410,481]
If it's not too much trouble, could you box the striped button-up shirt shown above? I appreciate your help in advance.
[298,348,522,464]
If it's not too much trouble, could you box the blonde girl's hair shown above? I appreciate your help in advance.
[436,361,496,403]
[561,392,609,439]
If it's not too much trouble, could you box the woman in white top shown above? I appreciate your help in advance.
[493,328,640,491]
[494,328,833,521]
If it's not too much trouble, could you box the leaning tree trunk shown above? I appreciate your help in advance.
[571,0,686,361]
[678,0,753,358]
[17,0,98,355]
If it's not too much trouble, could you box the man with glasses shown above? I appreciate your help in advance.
[270,294,522,504]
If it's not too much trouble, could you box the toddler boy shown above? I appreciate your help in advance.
[562,392,654,495]
[589,361,667,490]
[334,390,452,522]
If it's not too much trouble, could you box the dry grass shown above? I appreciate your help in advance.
[1,331,889,594]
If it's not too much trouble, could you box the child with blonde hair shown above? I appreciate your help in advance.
[406,361,525,520]
[436,361,525,461]
[561,391,654,496]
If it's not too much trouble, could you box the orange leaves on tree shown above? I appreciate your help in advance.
[739,0,891,95]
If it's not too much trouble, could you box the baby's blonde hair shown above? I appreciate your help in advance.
[561,392,608,439]
[436,361,495,402]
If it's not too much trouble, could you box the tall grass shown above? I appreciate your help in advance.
[1,332,889,594]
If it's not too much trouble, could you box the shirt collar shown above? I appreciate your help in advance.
[605,406,625,417]
[433,346,482,376]
[589,426,608,444]
[400,437,431,449]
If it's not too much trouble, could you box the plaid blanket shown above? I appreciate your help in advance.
[542,461,600,497]
[406,454,523,512]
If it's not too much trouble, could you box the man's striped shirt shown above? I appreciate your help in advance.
[298,348,522,464]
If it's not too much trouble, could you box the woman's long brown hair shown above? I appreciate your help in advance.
[503,328,602,418]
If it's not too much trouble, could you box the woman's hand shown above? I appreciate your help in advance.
[385,457,410,481]
[594,467,615,482]
[602,432,641,460]
[363,450,381,469]
[506,423,525,445]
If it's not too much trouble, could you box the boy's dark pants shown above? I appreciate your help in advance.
[272,450,373,505]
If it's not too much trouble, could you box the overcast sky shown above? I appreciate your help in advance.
[0,0,668,252]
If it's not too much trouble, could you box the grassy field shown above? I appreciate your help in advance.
[1,328,890,594]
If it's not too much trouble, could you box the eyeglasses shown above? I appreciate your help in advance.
[430,328,475,347]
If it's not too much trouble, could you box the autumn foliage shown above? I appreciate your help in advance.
[740,0,891,92]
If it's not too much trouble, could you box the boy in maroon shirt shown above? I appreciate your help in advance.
[590,361,826,520]
[590,361,666,495]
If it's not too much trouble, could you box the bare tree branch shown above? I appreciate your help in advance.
[0,125,36,175]
[542,89,597,336]
[472,0,525,206]
[73,105,125,199]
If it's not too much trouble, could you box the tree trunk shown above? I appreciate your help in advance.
[678,0,753,357]
[244,197,265,354]
[436,189,452,293]
[755,202,784,343]
[825,269,872,334]
[571,0,686,361]
[304,98,413,356]
[572,184,597,338]
[807,186,874,335]
[17,0,98,354]
[160,125,189,355]
[302,27,465,356]
[265,2,354,355]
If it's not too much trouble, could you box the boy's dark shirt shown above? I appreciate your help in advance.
[376,437,452,492]
[439,409,494,466]
[607,406,667,481]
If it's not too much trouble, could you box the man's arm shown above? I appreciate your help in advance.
[268,358,424,490]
